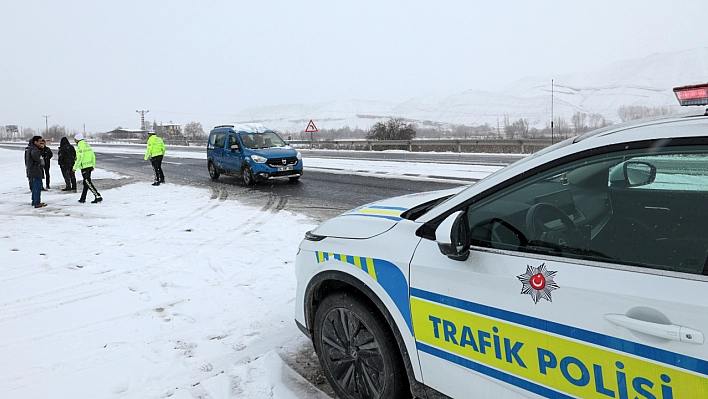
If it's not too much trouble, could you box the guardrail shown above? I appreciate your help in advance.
[286,139,554,154]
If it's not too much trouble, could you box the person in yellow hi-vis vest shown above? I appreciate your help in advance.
[144,130,166,186]
[72,133,102,203]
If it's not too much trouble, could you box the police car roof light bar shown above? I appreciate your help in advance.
[673,83,708,107]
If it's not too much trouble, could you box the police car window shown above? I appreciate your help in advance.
[467,145,708,276]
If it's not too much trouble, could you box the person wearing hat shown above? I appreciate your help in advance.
[72,133,103,203]
[144,130,166,186]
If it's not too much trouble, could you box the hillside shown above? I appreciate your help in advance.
[231,48,708,133]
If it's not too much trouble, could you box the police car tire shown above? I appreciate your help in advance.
[242,165,254,185]
[313,291,410,399]
[208,162,220,180]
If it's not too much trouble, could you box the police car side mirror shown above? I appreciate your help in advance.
[435,210,470,261]
[609,161,656,188]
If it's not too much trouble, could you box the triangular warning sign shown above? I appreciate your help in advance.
[305,120,318,133]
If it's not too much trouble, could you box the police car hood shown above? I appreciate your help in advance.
[311,186,466,239]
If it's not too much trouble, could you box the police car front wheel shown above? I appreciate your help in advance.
[313,292,410,399]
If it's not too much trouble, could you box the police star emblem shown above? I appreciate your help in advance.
[517,263,559,304]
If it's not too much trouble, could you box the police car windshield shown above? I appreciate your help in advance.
[240,132,286,149]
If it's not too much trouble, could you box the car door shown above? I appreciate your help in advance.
[222,133,243,173]
[210,132,226,168]
[409,142,708,399]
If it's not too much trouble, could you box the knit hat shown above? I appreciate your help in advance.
[74,133,84,141]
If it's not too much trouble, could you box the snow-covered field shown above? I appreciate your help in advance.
[0,148,329,398]
[0,147,498,398]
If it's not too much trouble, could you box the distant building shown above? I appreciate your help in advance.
[106,128,147,140]
[160,123,183,139]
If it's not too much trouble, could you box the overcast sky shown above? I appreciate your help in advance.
[1,0,704,134]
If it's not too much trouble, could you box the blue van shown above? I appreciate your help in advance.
[207,123,303,185]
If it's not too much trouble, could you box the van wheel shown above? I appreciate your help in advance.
[242,165,255,185]
[313,292,409,399]
[208,162,220,180]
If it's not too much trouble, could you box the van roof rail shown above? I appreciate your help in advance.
[214,124,234,129]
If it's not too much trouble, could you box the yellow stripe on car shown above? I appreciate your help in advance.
[411,297,707,399]
[316,251,378,282]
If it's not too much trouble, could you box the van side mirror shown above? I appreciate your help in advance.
[230,144,240,152]
[435,210,470,261]
[609,161,656,188]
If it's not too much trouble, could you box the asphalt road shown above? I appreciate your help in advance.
[96,151,463,222]
[3,142,520,222]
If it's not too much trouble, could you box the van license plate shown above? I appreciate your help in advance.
[278,165,293,171]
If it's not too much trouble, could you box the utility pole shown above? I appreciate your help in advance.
[551,79,554,144]
[42,115,50,135]
[136,110,149,131]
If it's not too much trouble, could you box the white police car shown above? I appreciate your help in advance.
[295,84,708,399]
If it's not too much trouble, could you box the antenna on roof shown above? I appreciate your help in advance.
[249,112,259,133]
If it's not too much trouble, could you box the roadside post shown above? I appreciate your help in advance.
[305,119,318,149]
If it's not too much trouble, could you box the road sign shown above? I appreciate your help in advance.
[305,120,318,133]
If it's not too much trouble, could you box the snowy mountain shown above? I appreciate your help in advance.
[232,48,708,133]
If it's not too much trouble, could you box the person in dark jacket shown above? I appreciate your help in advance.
[25,136,46,208]
[24,139,33,190]
[40,139,53,189]
[58,137,77,192]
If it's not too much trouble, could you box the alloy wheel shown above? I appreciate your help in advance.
[320,307,386,398]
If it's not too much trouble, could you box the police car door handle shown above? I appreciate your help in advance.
[604,314,704,344]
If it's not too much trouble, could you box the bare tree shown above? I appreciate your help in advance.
[588,113,608,130]
[44,125,67,142]
[366,118,416,140]
[503,114,513,139]
[184,121,206,139]
[515,118,529,138]
[504,117,529,139]
[22,127,36,140]
[554,117,570,139]
[618,105,673,122]
[571,111,587,134]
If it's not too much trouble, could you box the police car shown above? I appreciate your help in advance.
[294,83,708,399]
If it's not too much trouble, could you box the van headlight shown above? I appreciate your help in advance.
[251,155,267,163]
[296,151,302,160]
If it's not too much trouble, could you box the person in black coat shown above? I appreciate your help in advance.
[25,136,46,208]
[40,139,53,190]
[58,137,77,192]
[24,138,33,190]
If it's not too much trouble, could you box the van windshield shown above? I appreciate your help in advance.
[240,133,286,149]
